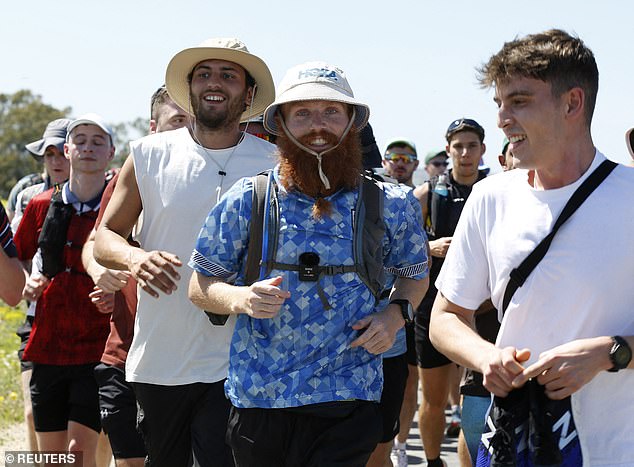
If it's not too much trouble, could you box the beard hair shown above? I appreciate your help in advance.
[190,88,246,130]
[277,127,363,218]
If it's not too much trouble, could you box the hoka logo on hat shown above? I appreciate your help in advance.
[263,61,370,136]
[297,67,339,81]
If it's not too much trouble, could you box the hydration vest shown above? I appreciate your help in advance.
[245,170,388,305]
[426,171,486,240]
[38,186,75,279]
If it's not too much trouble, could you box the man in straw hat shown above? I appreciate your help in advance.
[93,38,276,466]
[188,61,429,466]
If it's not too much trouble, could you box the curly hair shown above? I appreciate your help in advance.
[477,29,599,126]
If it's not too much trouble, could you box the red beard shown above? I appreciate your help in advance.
[277,128,363,218]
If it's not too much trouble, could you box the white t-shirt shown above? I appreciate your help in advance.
[127,127,276,385]
[437,151,634,465]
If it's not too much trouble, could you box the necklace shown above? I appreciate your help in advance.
[191,123,245,203]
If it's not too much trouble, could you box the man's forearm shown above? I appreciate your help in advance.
[189,272,247,315]
[429,293,497,372]
[94,226,137,271]
[390,275,428,309]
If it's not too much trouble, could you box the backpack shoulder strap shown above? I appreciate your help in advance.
[244,171,270,286]
[355,172,386,299]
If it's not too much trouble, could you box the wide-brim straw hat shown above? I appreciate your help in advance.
[165,38,274,122]
[263,61,369,136]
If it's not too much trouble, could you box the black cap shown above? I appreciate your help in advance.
[446,118,485,143]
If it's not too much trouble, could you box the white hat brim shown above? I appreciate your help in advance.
[263,82,369,136]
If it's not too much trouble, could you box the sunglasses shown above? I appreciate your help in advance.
[385,152,417,164]
[430,160,449,168]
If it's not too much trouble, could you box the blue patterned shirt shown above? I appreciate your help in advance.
[190,167,428,408]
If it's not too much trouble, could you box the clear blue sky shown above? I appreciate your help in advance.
[2,0,632,170]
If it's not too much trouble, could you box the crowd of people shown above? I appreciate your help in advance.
[1,28,633,467]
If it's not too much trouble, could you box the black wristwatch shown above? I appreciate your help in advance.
[608,336,632,372]
[390,299,414,325]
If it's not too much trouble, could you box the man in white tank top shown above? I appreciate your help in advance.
[92,38,276,467]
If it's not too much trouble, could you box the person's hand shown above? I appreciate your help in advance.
[87,263,130,293]
[242,276,290,319]
[89,286,115,314]
[429,237,452,258]
[22,274,50,302]
[512,337,612,400]
[127,249,182,298]
[350,306,404,354]
[481,346,531,397]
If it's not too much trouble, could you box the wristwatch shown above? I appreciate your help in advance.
[390,299,414,325]
[608,336,632,372]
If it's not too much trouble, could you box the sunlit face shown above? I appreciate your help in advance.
[446,131,485,180]
[189,59,251,130]
[495,76,564,170]
[281,100,350,152]
[152,100,189,133]
[64,124,114,174]
[382,145,419,184]
[42,145,70,184]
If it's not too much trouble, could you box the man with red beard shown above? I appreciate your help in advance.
[92,38,276,467]
[188,62,429,466]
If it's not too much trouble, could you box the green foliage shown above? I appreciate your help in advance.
[0,90,70,198]
[111,116,147,167]
[0,303,24,431]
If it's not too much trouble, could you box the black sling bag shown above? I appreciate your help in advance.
[501,159,617,314]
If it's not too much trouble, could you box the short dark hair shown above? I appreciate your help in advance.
[150,85,171,121]
[477,29,598,127]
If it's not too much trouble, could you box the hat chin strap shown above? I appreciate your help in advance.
[278,108,357,191]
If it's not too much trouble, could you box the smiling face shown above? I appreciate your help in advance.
[495,76,565,171]
[188,59,252,130]
[280,100,351,152]
[64,124,114,175]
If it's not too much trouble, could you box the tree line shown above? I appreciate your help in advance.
[0,90,145,198]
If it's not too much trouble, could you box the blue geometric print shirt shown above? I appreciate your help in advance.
[190,167,428,409]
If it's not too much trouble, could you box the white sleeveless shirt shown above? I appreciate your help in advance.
[127,127,275,384]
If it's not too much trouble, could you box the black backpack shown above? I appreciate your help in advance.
[204,170,390,326]
[245,170,388,303]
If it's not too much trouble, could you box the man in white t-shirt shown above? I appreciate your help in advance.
[430,29,634,466]
[92,38,276,467]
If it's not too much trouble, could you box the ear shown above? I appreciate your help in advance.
[498,154,506,168]
[245,84,256,108]
[149,119,158,134]
[565,87,585,119]
[63,142,71,161]
[413,160,419,170]
[480,142,487,156]
[381,159,389,170]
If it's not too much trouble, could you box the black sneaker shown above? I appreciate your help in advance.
[489,402,516,467]
[529,382,563,466]
[489,386,529,467]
